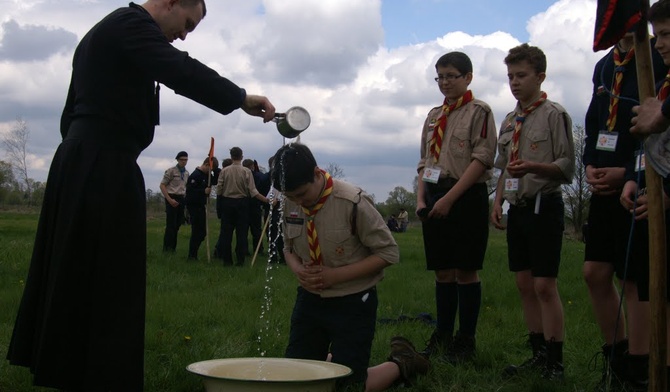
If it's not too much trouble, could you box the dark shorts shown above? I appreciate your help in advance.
[422,181,489,271]
[285,286,378,386]
[584,194,639,281]
[507,194,564,277]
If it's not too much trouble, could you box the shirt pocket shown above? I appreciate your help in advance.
[285,221,304,239]
[523,129,552,162]
[495,136,512,168]
[321,228,353,264]
[449,127,471,158]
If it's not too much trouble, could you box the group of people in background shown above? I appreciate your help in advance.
[386,208,409,233]
[159,146,279,265]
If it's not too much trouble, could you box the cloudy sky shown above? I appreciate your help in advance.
[0,0,625,200]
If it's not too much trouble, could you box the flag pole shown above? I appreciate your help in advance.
[633,2,667,390]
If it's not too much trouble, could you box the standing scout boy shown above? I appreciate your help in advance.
[416,51,497,363]
[491,44,575,381]
[582,30,666,389]
[160,150,189,252]
[273,143,429,391]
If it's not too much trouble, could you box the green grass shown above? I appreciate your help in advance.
[0,211,607,391]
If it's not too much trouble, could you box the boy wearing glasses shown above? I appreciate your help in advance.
[491,44,575,381]
[417,51,497,363]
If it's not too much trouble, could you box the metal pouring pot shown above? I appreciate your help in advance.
[274,106,311,138]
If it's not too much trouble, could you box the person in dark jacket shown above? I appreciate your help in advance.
[6,1,275,391]
[186,156,217,260]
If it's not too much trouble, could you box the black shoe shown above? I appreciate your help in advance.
[442,332,475,364]
[541,362,565,382]
[503,349,547,378]
[420,329,452,358]
[388,336,430,384]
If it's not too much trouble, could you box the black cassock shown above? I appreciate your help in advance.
[7,3,246,390]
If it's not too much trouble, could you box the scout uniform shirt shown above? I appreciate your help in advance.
[417,98,497,183]
[161,166,188,196]
[282,179,399,298]
[495,100,575,206]
[216,161,260,199]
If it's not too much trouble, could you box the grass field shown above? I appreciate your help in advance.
[0,209,611,391]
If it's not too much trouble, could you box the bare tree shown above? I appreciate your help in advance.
[562,124,590,236]
[2,118,31,197]
[324,162,345,179]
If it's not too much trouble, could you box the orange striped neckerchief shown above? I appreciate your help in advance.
[606,46,635,131]
[301,169,333,265]
[430,90,474,163]
[658,71,670,101]
[510,92,547,162]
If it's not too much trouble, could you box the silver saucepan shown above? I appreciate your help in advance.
[274,106,311,138]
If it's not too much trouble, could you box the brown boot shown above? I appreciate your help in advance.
[388,336,430,384]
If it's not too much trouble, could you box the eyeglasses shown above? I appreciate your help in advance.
[434,74,464,82]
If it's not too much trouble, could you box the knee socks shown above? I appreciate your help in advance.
[457,281,482,337]
[436,281,458,334]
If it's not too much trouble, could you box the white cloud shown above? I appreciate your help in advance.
[0,0,608,200]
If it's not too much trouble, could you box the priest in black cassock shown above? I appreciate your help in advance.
[6,0,275,390]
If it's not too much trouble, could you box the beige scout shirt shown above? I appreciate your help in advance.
[215,162,260,199]
[282,179,399,298]
[417,99,497,182]
[494,100,575,205]
[160,166,188,195]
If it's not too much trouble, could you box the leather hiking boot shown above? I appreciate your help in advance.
[442,332,475,364]
[503,332,547,378]
[542,363,565,382]
[591,340,627,392]
[503,349,547,378]
[419,329,452,358]
[541,362,565,382]
[388,336,430,384]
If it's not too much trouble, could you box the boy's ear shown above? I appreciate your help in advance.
[537,72,546,84]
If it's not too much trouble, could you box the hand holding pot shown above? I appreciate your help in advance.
[241,94,276,122]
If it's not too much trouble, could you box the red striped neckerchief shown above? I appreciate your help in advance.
[430,90,474,163]
[606,46,635,131]
[510,92,547,162]
[301,169,333,265]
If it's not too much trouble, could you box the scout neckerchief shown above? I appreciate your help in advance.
[658,71,670,101]
[606,46,635,131]
[177,165,186,180]
[430,90,474,163]
[510,92,547,162]
[302,170,333,265]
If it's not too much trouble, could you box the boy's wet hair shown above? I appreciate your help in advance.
[271,143,317,192]
[504,43,547,74]
[435,51,473,75]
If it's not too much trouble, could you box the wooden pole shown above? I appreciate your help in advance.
[634,3,667,390]
[251,216,271,267]
[205,171,211,263]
